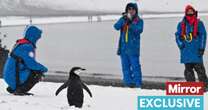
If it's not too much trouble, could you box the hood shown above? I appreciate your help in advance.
[185,5,196,15]
[24,25,42,46]
[125,3,138,15]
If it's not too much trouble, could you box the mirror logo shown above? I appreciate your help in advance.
[138,82,204,110]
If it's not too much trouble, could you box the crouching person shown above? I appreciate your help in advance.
[3,25,48,95]
[175,5,208,90]
[114,3,144,87]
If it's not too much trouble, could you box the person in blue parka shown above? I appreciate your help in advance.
[175,5,208,88]
[114,3,143,87]
[3,25,48,95]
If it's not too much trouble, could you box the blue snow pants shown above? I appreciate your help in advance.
[120,53,142,87]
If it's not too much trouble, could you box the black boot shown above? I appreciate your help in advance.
[6,87,15,94]
[13,88,34,96]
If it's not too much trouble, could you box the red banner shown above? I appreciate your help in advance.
[166,82,204,95]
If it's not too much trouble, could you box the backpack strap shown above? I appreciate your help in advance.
[10,39,31,88]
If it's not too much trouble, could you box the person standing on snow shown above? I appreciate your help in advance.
[114,3,144,87]
[175,5,208,89]
[3,25,48,95]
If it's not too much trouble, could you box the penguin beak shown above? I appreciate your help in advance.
[73,68,86,75]
[81,68,86,71]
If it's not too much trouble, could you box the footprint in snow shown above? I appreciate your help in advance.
[0,100,7,103]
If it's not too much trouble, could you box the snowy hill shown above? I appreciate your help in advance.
[0,0,207,16]
[0,79,208,110]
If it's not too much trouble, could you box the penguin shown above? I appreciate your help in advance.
[55,67,92,108]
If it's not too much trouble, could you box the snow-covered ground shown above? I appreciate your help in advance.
[0,79,207,110]
[0,0,207,16]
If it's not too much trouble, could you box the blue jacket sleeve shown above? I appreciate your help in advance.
[129,19,144,35]
[175,22,184,49]
[15,44,48,73]
[198,21,207,49]
[114,17,125,31]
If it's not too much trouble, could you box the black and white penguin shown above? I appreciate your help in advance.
[55,67,92,108]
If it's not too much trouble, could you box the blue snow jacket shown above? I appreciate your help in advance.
[114,3,143,56]
[175,18,207,64]
[114,16,143,56]
[3,25,48,90]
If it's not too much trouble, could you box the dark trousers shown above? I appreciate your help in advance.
[184,63,208,85]
[16,72,42,93]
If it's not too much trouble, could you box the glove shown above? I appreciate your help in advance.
[198,49,205,56]
[127,13,133,21]
[126,13,133,24]
[31,70,44,75]
[122,12,128,19]
[122,12,132,24]
[31,70,45,82]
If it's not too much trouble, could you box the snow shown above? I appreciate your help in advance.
[0,0,208,16]
[0,79,208,110]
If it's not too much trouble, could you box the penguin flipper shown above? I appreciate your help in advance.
[55,81,70,96]
[82,83,92,97]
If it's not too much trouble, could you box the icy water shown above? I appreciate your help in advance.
[0,16,208,77]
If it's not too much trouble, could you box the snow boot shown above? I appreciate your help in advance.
[13,88,34,96]
[6,87,15,94]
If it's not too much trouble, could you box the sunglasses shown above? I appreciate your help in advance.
[186,13,194,16]
[128,7,135,10]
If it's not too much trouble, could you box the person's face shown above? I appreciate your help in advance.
[127,7,136,16]
[186,9,195,16]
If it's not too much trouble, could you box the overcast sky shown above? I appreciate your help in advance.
[0,0,207,16]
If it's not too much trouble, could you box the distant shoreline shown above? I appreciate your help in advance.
[0,12,208,27]
[1,11,208,17]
